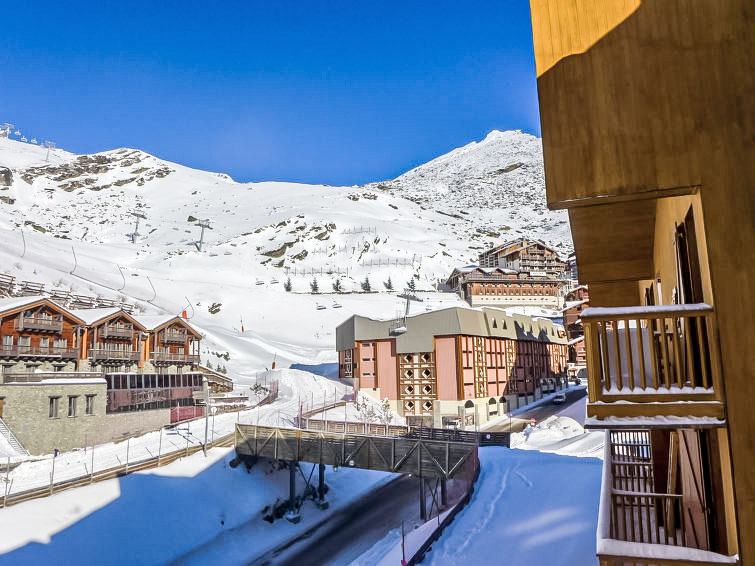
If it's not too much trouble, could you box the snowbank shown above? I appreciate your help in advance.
[510,415,605,459]
[0,445,394,565]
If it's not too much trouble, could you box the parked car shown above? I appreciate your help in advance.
[553,393,567,405]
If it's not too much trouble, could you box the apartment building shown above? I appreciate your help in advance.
[336,307,567,428]
[529,1,751,563]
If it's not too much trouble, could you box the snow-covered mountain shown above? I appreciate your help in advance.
[0,130,570,377]
[368,130,570,257]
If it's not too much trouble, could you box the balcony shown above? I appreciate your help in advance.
[162,329,187,344]
[0,345,76,359]
[597,430,738,566]
[151,351,199,364]
[14,315,63,333]
[89,348,140,362]
[581,303,725,425]
[100,323,134,339]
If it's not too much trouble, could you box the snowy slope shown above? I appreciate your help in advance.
[368,130,571,257]
[0,132,571,378]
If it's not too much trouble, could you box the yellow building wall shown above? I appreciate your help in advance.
[530,1,754,560]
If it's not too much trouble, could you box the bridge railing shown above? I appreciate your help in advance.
[235,424,480,480]
[295,418,510,446]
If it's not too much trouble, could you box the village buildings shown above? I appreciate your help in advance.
[445,266,566,309]
[529,1,751,563]
[336,307,567,428]
[562,286,589,368]
[0,296,210,454]
[478,238,567,278]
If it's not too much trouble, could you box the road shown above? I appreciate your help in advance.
[247,475,421,566]
[485,387,587,432]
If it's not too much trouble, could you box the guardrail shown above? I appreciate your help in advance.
[0,432,235,508]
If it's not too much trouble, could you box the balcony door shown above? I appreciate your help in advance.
[678,429,709,551]
[674,207,711,385]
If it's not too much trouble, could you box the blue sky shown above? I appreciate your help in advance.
[0,1,540,185]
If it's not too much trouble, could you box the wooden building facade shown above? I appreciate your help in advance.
[478,238,567,277]
[446,266,566,308]
[0,297,84,374]
[529,1,751,563]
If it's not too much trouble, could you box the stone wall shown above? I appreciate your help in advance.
[0,380,107,455]
[99,409,171,444]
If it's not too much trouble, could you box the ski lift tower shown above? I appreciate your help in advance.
[42,140,56,162]
[194,219,213,252]
[128,211,147,243]
[390,288,423,335]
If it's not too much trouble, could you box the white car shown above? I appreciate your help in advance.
[553,393,567,405]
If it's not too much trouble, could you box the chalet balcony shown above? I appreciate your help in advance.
[99,323,134,339]
[0,345,77,359]
[597,430,738,566]
[162,329,187,344]
[14,315,63,333]
[89,348,140,362]
[582,304,725,425]
[151,351,199,364]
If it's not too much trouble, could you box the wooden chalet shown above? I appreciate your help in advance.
[0,296,84,374]
[446,266,566,308]
[478,238,566,277]
[529,1,749,563]
[69,308,146,370]
[134,315,201,370]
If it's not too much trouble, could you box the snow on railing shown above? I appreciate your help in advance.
[582,303,724,421]
[596,429,738,565]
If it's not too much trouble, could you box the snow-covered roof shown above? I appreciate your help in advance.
[132,314,181,330]
[133,314,201,337]
[562,299,588,312]
[0,295,50,312]
[67,307,122,325]
[567,335,584,346]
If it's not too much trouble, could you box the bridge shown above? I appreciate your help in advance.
[234,424,496,523]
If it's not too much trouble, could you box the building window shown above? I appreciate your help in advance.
[68,396,78,418]
[49,396,60,418]
[85,395,95,415]
[18,335,30,347]
[2,336,13,347]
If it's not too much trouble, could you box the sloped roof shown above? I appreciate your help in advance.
[336,306,566,353]
[133,314,201,337]
[0,295,86,324]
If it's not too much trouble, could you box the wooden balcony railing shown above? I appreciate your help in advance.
[162,330,187,344]
[151,352,199,364]
[89,349,140,362]
[100,323,134,339]
[597,431,738,566]
[14,316,63,333]
[582,304,725,422]
[0,345,76,358]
